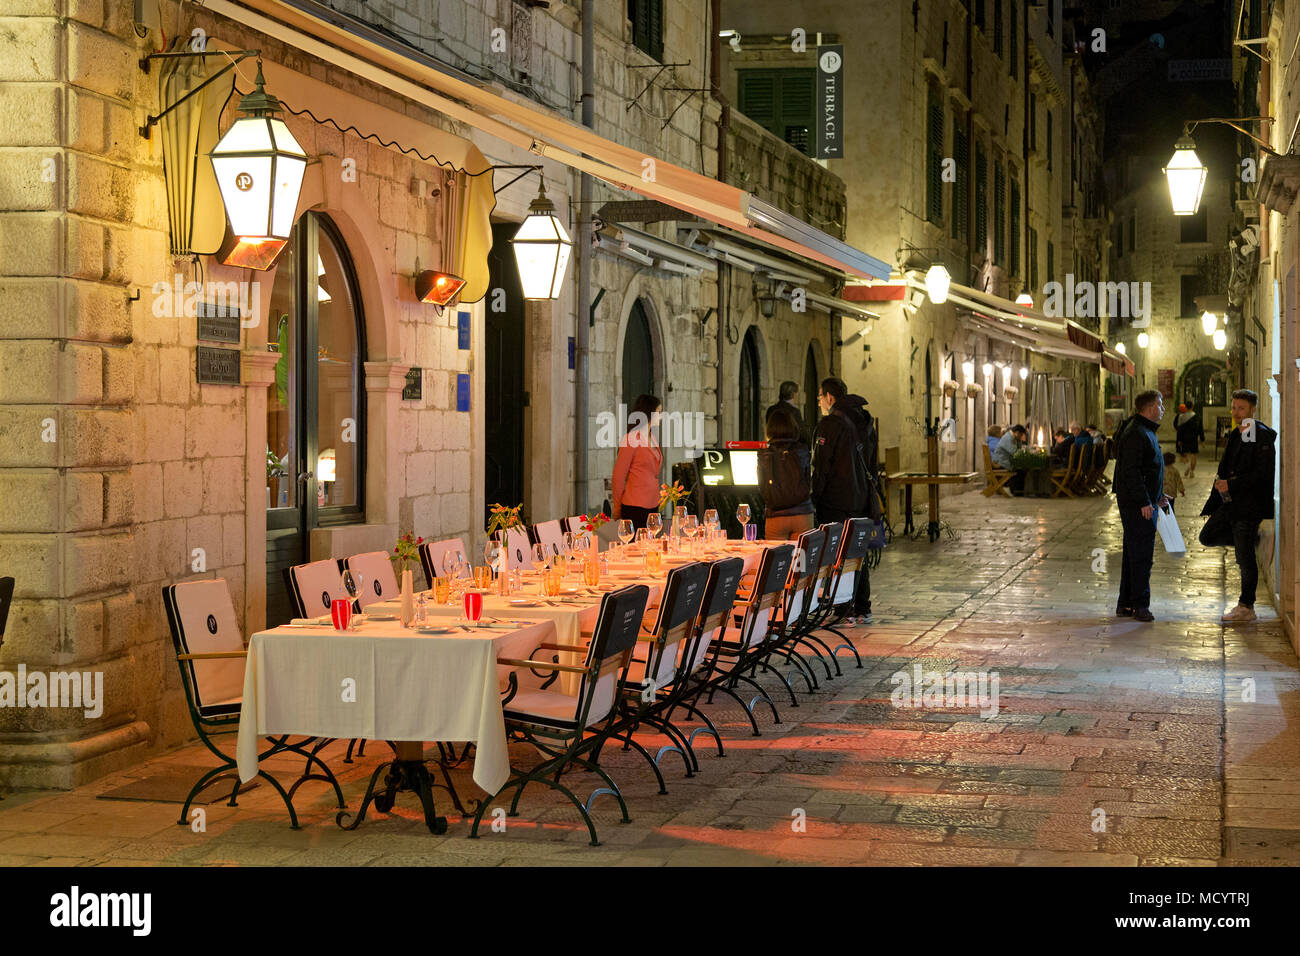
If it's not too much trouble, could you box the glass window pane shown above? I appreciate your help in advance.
[266,231,298,510]
[315,224,361,509]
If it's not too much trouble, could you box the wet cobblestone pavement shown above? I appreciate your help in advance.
[3,469,1297,866]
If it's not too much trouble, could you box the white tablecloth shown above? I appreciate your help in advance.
[236,619,555,794]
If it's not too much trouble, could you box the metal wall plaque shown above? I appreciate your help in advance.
[457,311,471,350]
[196,346,241,385]
[196,301,241,344]
[456,372,470,412]
[816,45,844,160]
[402,367,423,401]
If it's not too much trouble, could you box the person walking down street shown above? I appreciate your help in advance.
[765,380,813,447]
[611,393,663,531]
[1113,390,1168,622]
[1202,389,1277,625]
[812,377,872,625]
[759,406,815,541]
[1162,452,1185,510]
[1174,403,1206,477]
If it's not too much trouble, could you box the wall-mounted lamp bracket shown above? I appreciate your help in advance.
[492,164,544,195]
[138,49,260,139]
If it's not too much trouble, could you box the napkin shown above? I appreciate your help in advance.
[290,616,331,626]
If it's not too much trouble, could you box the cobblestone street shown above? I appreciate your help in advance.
[2,469,1296,867]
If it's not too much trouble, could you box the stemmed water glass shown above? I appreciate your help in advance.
[682,514,699,554]
[617,519,634,557]
[484,539,501,585]
[736,503,751,540]
[646,512,662,543]
[530,542,549,578]
[340,569,364,629]
[562,530,577,555]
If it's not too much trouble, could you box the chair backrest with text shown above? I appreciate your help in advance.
[504,527,532,570]
[162,579,245,719]
[687,557,745,676]
[286,559,348,618]
[637,562,710,690]
[575,585,650,728]
[532,520,566,557]
[343,551,400,609]
[736,545,794,649]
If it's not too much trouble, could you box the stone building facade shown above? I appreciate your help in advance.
[719,0,1111,479]
[0,0,849,788]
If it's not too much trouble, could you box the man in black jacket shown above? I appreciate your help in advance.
[1201,389,1276,624]
[1113,389,1168,622]
[765,380,813,447]
[813,377,872,623]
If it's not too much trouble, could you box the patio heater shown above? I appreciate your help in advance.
[1027,371,1052,449]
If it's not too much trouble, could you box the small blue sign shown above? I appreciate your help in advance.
[457,310,471,350]
[456,372,470,412]
[568,336,575,370]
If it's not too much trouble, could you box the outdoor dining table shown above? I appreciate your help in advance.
[235,616,556,834]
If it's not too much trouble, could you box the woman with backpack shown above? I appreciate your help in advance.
[759,405,815,540]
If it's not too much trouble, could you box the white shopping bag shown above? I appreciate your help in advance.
[1155,505,1186,557]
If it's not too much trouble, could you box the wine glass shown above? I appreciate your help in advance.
[484,539,501,578]
[562,530,577,555]
[634,528,650,551]
[617,519,634,556]
[682,515,699,553]
[736,503,751,539]
[530,542,549,576]
[646,512,662,541]
[704,508,719,532]
[341,569,364,602]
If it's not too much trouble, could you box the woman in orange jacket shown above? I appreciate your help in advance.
[612,394,663,530]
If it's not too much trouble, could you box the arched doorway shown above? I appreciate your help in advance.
[738,326,761,441]
[803,344,820,431]
[622,298,657,408]
[266,213,367,626]
[1180,359,1228,410]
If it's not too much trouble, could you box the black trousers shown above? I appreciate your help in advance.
[1118,506,1157,611]
[619,504,653,531]
[816,506,871,615]
[1231,519,1262,607]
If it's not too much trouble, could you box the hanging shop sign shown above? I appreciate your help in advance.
[1157,368,1174,398]
[816,45,844,160]
[196,301,242,344]
[196,346,241,385]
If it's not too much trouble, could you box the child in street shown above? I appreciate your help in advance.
[1162,451,1185,510]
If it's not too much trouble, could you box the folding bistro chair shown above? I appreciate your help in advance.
[1049,444,1078,498]
[531,519,567,558]
[470,585,650,847]
[609,561,711,780]
[760,527,826,701]
[806,518,870,672]
[343,551,400,609]
[981,444,1013,497]
[419,536,469,589]
[162,579,344,828]
[665,557,745,759]
[285,558,349,619]
[503,526,532,570]
[697,545,794,735]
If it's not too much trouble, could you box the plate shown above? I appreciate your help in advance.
[509,599,541,607]
[416,626,456,634]
[612,572,642,580]
[562,586,582,595]
[365,614,398,622]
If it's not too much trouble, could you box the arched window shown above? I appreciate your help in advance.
[266,213,366,626]
[803,345,819,431]
[738,327,761,441]
[1182,360,1227,409]
[622,298,656,409]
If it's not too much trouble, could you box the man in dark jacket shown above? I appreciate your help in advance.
[1113,389,1168,622]
[1201,389,1276,624]
[765,380,813,447]
[813,377,873,623]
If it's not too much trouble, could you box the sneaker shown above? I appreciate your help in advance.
[1221,605,1257,624]
[1115,605,1135,617]
[841,616,857,627]
[859,613,874,626]
[1133,608,1155,622]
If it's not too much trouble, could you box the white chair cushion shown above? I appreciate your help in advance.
[831,571,856,606]
[504,527,532,570]
[423,537,469,579]
[345,551,400,609]
[169,579,245,713]
[289,559,349,617]
[533,520,565,557]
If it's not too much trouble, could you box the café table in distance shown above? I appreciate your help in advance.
[236,616,555,833]
[883,471,979,542]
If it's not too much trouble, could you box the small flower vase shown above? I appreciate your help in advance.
[400,568,414,627]
[589,529,599,565]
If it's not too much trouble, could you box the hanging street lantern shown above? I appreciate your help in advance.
[1163,134,1208,216]
[1115,342,1127,355]
[210,62,307,270]
[982,362,994,379]
[1137,332,1150,349]
[510,180,573,299]
[924,264,950,304]
[1200,310,1218,335]
[1018,365,1029,380]
[1213,328,1227,350]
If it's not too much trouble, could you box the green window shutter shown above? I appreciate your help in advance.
[648,0,663,61]
[738,72,777,129]
[993,161,1005,264]
[629,0,663,61]
[926,89,944,225]
[1028,226,1038,290]
[952,123,969,240]
[780,71,813,154]
[975,144,988,254]
[1010,178,1021,276]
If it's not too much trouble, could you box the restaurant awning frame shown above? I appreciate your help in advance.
[202,0,893,281]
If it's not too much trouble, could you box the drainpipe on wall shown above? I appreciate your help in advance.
[711,0,729,440]
[965,0,975,286]
[574,0,594,513]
